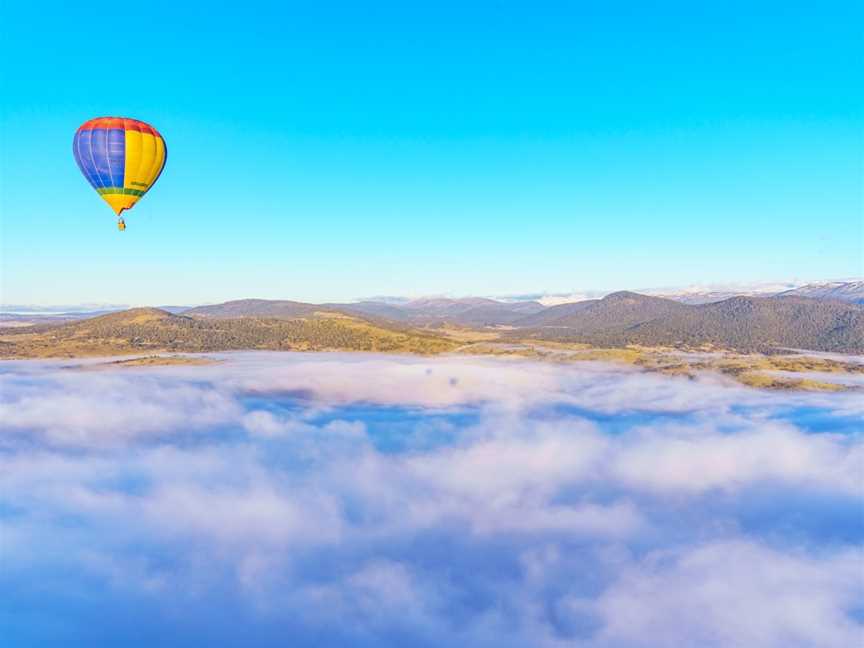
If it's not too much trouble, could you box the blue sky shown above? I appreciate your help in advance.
[1,1,861,305]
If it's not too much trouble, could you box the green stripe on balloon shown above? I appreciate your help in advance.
[96,187,146,196]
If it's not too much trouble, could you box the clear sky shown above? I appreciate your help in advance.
[1,1,861,306]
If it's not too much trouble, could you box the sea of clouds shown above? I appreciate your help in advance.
[1,352,862,647]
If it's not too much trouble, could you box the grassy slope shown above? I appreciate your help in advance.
[0,308,460,358]
[453,339,863,392]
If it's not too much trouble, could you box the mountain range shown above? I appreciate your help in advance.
[4,280,861,322]
[513,292,864,353]
[494,280,864,307]
[775,281,864,304]
[2,287,862,357]
[186,296,546,327]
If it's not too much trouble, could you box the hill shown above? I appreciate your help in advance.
[519,295,864,353]
[626,296,864,352]
[182,299,324,318]
[0,308,460,358]
[509,299,595,326]
[515,291,687,329]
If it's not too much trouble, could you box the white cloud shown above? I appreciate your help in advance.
[610,425,863,495]
[1,352,861,646]
[592,541,864,648]
[0,369,242,445]
[405,422,607,499]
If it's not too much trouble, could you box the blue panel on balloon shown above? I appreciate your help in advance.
[73,130,100,190]
[88,128,126,188]
[106,128,126,188]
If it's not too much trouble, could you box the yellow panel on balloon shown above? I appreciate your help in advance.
[123,129,142,191]
[101,192,139,216]
[146,135,166,188]
[128,132,158,191]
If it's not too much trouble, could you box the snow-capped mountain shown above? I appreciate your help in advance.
[495,280,863,306]
[776,281,864,304]
[646,281,804,304]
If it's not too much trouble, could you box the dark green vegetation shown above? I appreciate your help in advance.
[514,293,864,353]
[514,291,687,329]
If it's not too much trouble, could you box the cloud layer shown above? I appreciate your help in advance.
[1,353,861,647]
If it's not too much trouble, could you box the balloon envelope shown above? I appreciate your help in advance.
[73,117,166,216]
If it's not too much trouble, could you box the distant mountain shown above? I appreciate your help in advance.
[332,301,417,321]
[0,304,187,327]
[520,295,864,353]
[655,291,777,305]
[516,291,688,330]
[496,292,604,307]
[646,282,800,305]
[338,297,545,326]
[646,280,864,305]
[395,297,545,326]
[0,310,117,327]
[0,308,459,358]
[185,297,546,327]
[0,303,130,314]
[775,281,864,304]
[512,299,596,327]
[183,299,324,319]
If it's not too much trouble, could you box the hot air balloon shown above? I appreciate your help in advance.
[72,117,166,231]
